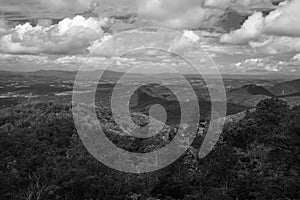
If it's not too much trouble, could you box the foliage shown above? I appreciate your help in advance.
[0,98,299,199]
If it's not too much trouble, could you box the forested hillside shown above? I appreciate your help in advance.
[0,98,299,200]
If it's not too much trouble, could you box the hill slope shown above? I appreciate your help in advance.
[228,84,275,107]
[270,79,300,96]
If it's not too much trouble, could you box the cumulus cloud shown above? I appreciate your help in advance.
[136,0,277,29]
[220,0,300,55]
[0,15,203,58]
[264,0,300,37]
[137,0,279,30]
[89,29,201,57]
[250,36,300,55]
[230,56,297,72]
[54,55,107,69]
[0,16,106,55]
[220,12,265,44]
[168,30,200,54]
[137,0,225,29]
[0,53,50,65]
[293,54,300,61]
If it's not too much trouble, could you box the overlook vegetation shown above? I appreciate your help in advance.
[0,98,299,200]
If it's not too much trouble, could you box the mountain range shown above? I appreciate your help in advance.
[0,70,299,108]
[0,70,298,81]
[228,81,300,107]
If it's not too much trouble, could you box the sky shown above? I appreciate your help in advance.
[0,0,299,75]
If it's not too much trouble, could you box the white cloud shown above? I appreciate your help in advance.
[264,0,300,37]
[220,12,265,44]
[220,0,300,55]
[0,16,206,60]
[89,29,201,57]
[231,57,287,72]
[204,0,232,9]
[293,54,300,61]
[0,53,50,65]
[168,30,200,54]
[54,55,110,71]
[137,0,225,29]
[137,0,275,30]
[250,36,300,55]
[0,16,106,55]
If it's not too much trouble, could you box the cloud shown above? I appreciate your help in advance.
[220,0,300,55]
[204,0,233,9]
[0,15,106,55]
[168,30,200,54]
[0,19,9,36]
[230,56,298,73]
[89,29,201,57]
[0,15,204,58]
[293,54,300,61]
[264,0,300,37]
[39,0,97,13]
[136,0,276,29]
[137,0,225,29]
[54,55,108,70]
[250,36,300,55]
[220,12,265,44]
[37,19,53,27]
[138,0,204,18]
[0,53,50,65]
[204,0,274,13]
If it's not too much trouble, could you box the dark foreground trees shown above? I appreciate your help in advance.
[0,98,299,200]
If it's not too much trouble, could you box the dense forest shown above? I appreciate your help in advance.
[0,98,299,200]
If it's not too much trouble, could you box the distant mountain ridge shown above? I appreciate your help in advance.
[0,70,137,81]
[228,81,300,107]
[0,70,299,104]
[270,79,300,96]
[230,84,275,97]
[0,70,298,80]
